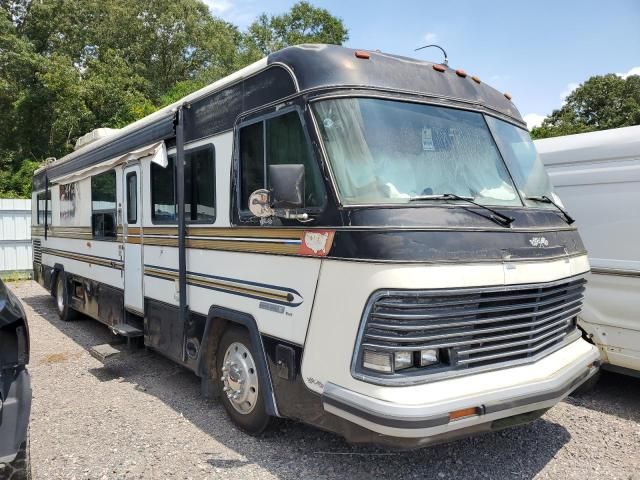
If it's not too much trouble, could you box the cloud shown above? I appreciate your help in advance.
[617,66,640,79]
[422,32,438,44]
[202,0,259,29]
[559,82,579,103]
[204,0,232,15]
[523,113,546,130]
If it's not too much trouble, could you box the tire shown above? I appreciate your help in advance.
[216,326,272,434]
[55,272,77,322]
[1,432,32,480]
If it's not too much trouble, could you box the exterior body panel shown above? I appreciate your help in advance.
[538,126,640,374]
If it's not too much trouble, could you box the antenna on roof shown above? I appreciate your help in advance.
[414,44,448,66]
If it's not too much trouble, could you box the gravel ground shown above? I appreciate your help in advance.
[6,280,640,479]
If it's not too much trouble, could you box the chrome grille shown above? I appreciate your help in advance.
[33,239,42,264]
[354,276,586,384]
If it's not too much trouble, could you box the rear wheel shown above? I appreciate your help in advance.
[216,326,271,434]
[55,272,77,322]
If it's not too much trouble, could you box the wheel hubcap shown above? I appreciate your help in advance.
[220,342,259,414]
[56,278,64,313]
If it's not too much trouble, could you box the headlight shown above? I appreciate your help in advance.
[362,349,441,374]
[420,349,439,366]
[394,351,413,370]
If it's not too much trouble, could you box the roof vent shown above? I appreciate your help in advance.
[74,128,120,151]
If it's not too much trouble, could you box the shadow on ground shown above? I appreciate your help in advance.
[566,370,640,423]
[20,288,583,480]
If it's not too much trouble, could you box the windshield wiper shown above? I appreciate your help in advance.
[526,196,575,224]
[409,193,515,227]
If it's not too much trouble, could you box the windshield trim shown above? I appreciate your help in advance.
[308,94,531,209]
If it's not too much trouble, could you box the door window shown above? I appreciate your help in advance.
[238,110,325,211]
[126,172,137,224]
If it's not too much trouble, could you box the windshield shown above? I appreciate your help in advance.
[311,98,521,206]
[485,116,556,207]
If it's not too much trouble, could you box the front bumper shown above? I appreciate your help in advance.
[321,339,599,447]
[0,370,32,463]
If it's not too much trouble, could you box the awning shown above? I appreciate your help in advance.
[51,141,167,184]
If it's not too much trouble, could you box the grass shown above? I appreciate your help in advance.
[0,270,33,282]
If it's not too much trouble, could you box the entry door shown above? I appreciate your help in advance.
[123,164,144,313]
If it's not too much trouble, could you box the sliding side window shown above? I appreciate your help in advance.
[91,170,117,239]
[239,111,325,211]
[36,191,51,225]
[151,145,215,223]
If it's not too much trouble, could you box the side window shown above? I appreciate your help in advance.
[151,156,176,222]
[239,111,325,211]
[185,147,215,222]
[126,172,137,224]
[36,191,51,225]
[151,146,215,223]
[91,170,117,239]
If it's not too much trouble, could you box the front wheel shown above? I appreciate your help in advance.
[216,326,272,434]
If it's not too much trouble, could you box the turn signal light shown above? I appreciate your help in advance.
[471,75,481,84]
[363,350,392,373]
[449,407,480,421]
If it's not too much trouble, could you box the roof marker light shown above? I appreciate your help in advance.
[455,69,467,78]
[432,64,446,73]
[354,50,370,59]
[504,92,512,100]
[471,75,481,84]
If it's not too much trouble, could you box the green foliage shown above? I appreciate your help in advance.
[0,159,40,198]
[531,73,640,139]
[0,0,348,198]
[242,1,348,61]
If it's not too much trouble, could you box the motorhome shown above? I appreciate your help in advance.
[537,126,640,377]
[31,44,599,447]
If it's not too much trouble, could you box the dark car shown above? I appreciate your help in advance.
[0,280,31,480]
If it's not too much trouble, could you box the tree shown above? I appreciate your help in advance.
[18,0,242,100]
[242,1,348,61]
[531,73,640,139]
[0,0,349,197]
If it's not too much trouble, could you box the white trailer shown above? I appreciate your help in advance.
[31,44,599,447]
[537,126,640,376]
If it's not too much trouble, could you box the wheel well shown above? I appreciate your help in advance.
[198,306,279,417]
[199,316,229,382]
[50,264,65,296]
[0,319,28,368]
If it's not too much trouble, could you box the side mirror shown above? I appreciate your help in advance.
[269,164,305,209]
[248,189,273,218]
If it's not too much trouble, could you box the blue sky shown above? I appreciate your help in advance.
[204,0,640,129]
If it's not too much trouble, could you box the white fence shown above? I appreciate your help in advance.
[0,198,32,275]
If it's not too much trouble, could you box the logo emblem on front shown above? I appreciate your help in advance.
[529,236,549,248]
